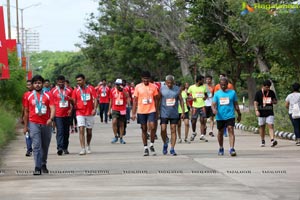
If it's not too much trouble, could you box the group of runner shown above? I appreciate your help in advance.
[22,70,287,175]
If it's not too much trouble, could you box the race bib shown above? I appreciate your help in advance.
[59,101,69,108]
[115,99,124,105]
[101,93,106,97]
[142,98,152,104]
[263,97,272,104]
[220,97,230,105]
[195,92,204,98]
[166,98,176,106]
[35,105,47,114]
[81,94,91,101]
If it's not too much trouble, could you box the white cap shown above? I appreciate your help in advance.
[115,79,122,84]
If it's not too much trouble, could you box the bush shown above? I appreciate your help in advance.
[0,106,16,148]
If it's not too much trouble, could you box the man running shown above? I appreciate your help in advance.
[72,74,98,155]
[159,75,184,156]
[212,78,241,156]
[97,79,110,123]
[131,71,159,156]
[204,75,215,137]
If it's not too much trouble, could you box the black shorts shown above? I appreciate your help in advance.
[178,112,189,120]
[160,118,179,125]
[205,106,214,118]
[112,110,126,121]
[216,118,235,130]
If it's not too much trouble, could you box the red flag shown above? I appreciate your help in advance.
[0,6,10,80]
[27,70,32,80]
[6,39,17,52]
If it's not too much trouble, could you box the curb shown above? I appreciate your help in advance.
[234,123,295,141]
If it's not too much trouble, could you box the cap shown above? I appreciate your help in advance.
[115,79,122,85]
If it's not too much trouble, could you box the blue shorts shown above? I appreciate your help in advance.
[137,112,157,124]
[191,107,206,119]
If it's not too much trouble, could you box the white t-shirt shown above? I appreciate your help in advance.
[285,92,300,114]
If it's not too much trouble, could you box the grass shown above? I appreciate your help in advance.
[0,106,17,148]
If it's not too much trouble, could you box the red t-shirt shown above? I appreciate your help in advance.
[72,85,97,116]
[51,86,73,117]
[22,91,31,106]
[129,86,135,103]
[110,88,127,113]
[24,91,54,125]
[97,86,110,103]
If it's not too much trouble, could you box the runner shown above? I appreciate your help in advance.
[177,82,190,144]
[212,78,241,156]
[97,79,110,123]
[23,75,55,175]
[50,75,73,155]
[204,75,215,137]
[159,75,184,156]
[131,71,159,156]
[21,79,33,157]
[254,80,278,147]
[108,79,131,144]
[72,74,98,155]
[187,75,208,142]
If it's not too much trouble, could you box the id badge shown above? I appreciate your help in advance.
[101,93,106,97]
[220,97,230,105]
[85,94,91,100]
[59,101,69,108]
[115,99,123,105]
[196,92,204,98]
[166,98,175,106]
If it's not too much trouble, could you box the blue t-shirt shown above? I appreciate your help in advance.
[213,89,238,120]
[160,85,180,118]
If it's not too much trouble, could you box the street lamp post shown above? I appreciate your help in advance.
[6,0,11,39]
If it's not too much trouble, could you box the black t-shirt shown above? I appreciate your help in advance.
[254,89,277,117]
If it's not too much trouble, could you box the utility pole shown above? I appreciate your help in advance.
[6,0,11,39]
[16,0,19,43]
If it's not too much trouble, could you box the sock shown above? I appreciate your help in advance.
[150,143,154,147]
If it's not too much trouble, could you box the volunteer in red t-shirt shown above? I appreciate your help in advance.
[50,75,73,156]
[96,79,110,123]
[21,79,33,157]
[23,75,55,175]
[108,79,130,144]
[72,74,98,155]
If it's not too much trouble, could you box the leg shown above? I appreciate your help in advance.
[79,126,86,148]
[227,125,235,148]
[141,124,148,146]
[55,117,64,154]
[161,123,167,144]
[104,103,109,123]
[29,123,42,169]
[41,125,52,167]
[99,103,104,122]
[170,124,177,148]
[184,118,190,140]
[177,119,182,140]
[86,128,92,146]
[259,124,266,141]
[63,117,70,151]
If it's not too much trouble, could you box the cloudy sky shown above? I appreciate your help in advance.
[0,0,98,51]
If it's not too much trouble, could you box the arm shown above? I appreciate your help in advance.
[178,92,185,119]
[211,101,217,115]
[47,105,56,126]
[23,107,29,134]
[254,101,260,117]
[131,97,138,121]
[285,101,289,109]
[234,101,241,123]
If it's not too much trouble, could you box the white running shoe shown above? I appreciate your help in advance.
[86,146,92,154]
[79,148,86,155]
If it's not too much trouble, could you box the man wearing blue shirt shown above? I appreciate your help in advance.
[212,78,241,156]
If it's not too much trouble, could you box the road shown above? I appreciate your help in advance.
[0,117,299,200]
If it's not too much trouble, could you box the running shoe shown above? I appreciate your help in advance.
[229,148,236,156]
[200,134,208,142]
[79,148,86,155]
[184,139,191,144]
[296,141,300,146]
[25,151,32,157]
[260,140,265,147]
[178,139,182,143]
[190,132,197,141]
[149,145,156,156]
[57,149,63,156]
[120,138,126,144]
[144,148,149,156]
[86,146,92,154]
[163,143,168,155]
[271,140,278,147]
[170,149,177,156]
[209,132,214,137]
[63,149,69,154]
[111,137,118,143]
[41,165,49,174]
[218,148,224,156]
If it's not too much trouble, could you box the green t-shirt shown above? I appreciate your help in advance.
[178,90,188,114]
[187,84,207,108]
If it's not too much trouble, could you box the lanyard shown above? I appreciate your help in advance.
[262,89,269,99]
[33,90,44,113]
[79,85,88,103]
[57,86,66,102]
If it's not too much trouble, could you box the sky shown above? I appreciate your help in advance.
[0,0,98,51]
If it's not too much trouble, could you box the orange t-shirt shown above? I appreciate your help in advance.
[214,83,234,93]
[133,83,158,114]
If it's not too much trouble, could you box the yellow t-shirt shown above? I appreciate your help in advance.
[178,90,188,114]
[187,84,207,108]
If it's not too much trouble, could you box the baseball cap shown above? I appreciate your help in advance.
[115,79,122,85]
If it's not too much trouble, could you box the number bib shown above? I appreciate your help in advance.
[220,97,230,105]
[263,97,272,104]
[101,92,106,97]
[166,98,176,106]
[81,94,91,101]
[59,101,69,108]
[115,99,124,105]
[195,92,204,98]
[35,105,47,115]
[142,98,152,104]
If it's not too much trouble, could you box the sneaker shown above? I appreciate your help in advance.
[70,128,74,134]
[86,146,92,154]
[170,149,177,156]
[149,145,156,156]
[57,149,63,156]
[229,148,237,156]
[218,148,224,156]
[190,132,197,141]
[111,137,118,143]
[25,151,32,157]
[271,140,278,147]
[200,134,208,142]
[79,148,86,155]
[184,139,191,144]
[260,140,265,147]
[178,139,182,143]
[296,141,300,146]
[144,148,149,156]
[163,143,168,155]
[120,138,126,144]
[41,165,49,174]
[209,132,214,137]
[63,149,69,154]
[33,167,41,176]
